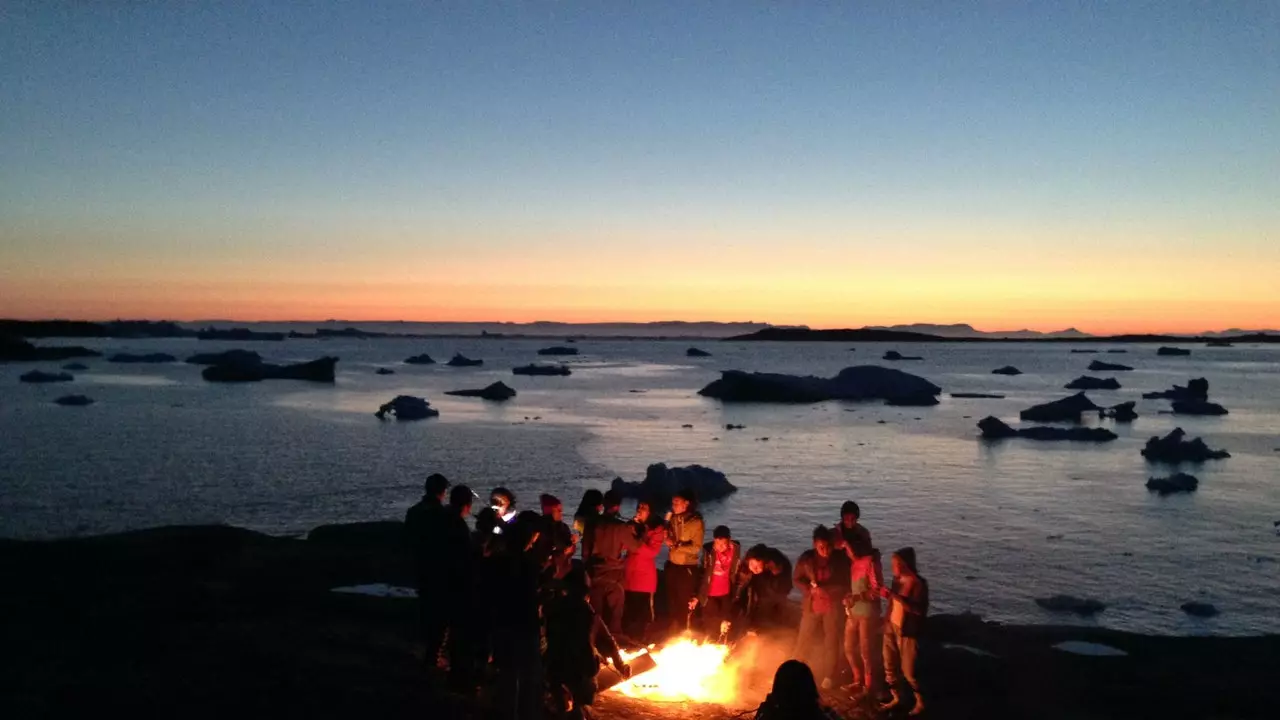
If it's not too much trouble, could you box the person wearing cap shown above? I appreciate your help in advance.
[663,488,705,635]
[586,489,642,638]
[404,473,451,667]
[691,525,742,642]
[880,547,929,715]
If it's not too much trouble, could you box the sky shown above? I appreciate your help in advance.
[1,2,1278,334]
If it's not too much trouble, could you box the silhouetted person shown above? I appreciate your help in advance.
[491,511,545,720]
[881,547,929,715]
[463,506,504,682]
[536,493,576,580]
[794,525,849,690]
[622,500,665,644]
[442,484,476,690]
[737,544,793,633]
[490,486,517,525]
[573,489,604,560]
[842,537,884,698]
[833,500,873,555]
[691,525,741,642]
[664,489,705,635]
[586,490,642,638]
[546,567,630,720]
[753,660,844,720]
[404,473,451,667]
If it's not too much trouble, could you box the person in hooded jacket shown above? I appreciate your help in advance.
[690,525,742,642]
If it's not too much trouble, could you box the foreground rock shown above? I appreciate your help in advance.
[403,353,436,365]
[992,366,1022,375]
[444,381,517,401]
[1036,595,1106,616]
[185,349,263,366]
[537,346,578,356]
[886,393,940,406]
[512,364,571,376]
[1019,393,1099,422]
[20,370,73,383]
[0,336,99,362]
[1146,473,1199,495]
[446,353,483,367]
[686,347,712,357]
[1181,602,1219,618]
[1172,400,1228,416]
[698,365,941,404]
[1101,401,1138,422]
[1065,376,1121,390]
[1158,346,1191,356]
[1088,360,1133,372]
[374,395,438,420]
[1143,378,1209,401]
[979,417,1117,442]
[54,394,95,406]
[883,350,923,361]
[202,356,337,383]
[1141,428,1229,463]
[108,352,177,363]
[609,463,737,503]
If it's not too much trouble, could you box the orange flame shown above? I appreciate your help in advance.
[612,639,740,704]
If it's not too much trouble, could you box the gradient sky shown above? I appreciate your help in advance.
[2,2,1278,333]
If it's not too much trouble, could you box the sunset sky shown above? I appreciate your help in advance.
[2,2,1277,334]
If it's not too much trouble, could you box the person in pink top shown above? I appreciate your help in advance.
[621,500,666,645]
[842,537,884,699]
[691,525,742,642]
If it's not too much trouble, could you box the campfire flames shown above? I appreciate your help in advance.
[611,639,740,704]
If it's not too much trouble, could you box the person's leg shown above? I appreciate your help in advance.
[820,611,843,688]
[622,590,644,641]
[604,579,626,637]
[843,616,863,690]
[793,608,817,664]
[861,617,883,698]
[518,632,543,720]
[420,593,445,668]
[881,623,903,708]
[664,563,683,634]
[900,635,924,715]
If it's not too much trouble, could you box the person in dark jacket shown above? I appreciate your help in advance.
[880,547,929,715]
[404,473,451,667]
[573,489,605,560]
[832,500,873,555]
[737,544,793,632]
[546,567,630,720]
[663,489,705,635]
[586,490,642,638]
[490,511,545,720]
[793,525,850,690]
[691,525,741,642]
[441,484,477,690]
[622,501,666,644]
[536,493,576,580]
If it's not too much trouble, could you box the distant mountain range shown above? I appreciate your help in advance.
[864,323,1092,339]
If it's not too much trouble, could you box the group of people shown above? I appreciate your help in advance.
[404,474,929,719]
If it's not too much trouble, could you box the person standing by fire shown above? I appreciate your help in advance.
[881,547,929,715]
[842,536,884,700]
[585,490,642,638]
[663,489,705,636]
[690,525,741,642]
[793,525,850,690]
[622,500,666,645]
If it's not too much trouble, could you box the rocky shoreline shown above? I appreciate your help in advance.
[2,522,1276,719]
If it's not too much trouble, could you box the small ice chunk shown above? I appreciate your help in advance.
[330,583,417,599]
[1052,641,1127,657]
[941,643,999,658]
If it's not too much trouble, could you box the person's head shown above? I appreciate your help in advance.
[634,500,652,525]
[425,473,450,502]
[767,660,820,710]
[745,544,769,574]
[712,525,732,553]
[812,525,833,558]
[892,547,919,577]
[540,493,563,522]
[671,488,697,515]
[475,507,501,536]
[576,489,604,517]
[450,485,475,516]
[840,500,861,527]
[602,489,623,515]
[507,511,543,552]
[490,487,515,517]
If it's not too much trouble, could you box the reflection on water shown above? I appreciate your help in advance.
[2,337,1279,635]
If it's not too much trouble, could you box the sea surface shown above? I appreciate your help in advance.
[3,335,1278,636]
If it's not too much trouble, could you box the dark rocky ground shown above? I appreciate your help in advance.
[1,523,1276,719]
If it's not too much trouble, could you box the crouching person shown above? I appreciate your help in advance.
[546,567,631,720]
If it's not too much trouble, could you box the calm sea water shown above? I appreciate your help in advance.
[3,336,1278,636]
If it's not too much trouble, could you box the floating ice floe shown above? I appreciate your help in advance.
[330,583,417,599]
[941,643,999,658]
[1051,641,1127,657]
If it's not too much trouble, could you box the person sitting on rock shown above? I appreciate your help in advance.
[586,490,642,639]
[737,544,793,633]
[546,567,630,720]
[881,547,929,715]
[754,659,844,720]
[690,525,741,642]
[622,500,666,645]
[793,525,850,691]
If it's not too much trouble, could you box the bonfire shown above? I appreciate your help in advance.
[608,630,772,707]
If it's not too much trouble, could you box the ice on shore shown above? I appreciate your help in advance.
[330,583,417,599]
[1052,641,1128,657]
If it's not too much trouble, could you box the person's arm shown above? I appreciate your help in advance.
[679,516,705,550]
[793,555,812,595]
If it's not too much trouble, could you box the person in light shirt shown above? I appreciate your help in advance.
[880,547,930,715]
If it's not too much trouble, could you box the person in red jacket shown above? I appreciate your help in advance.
[622,500,666,646]
[691,525,742,642]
